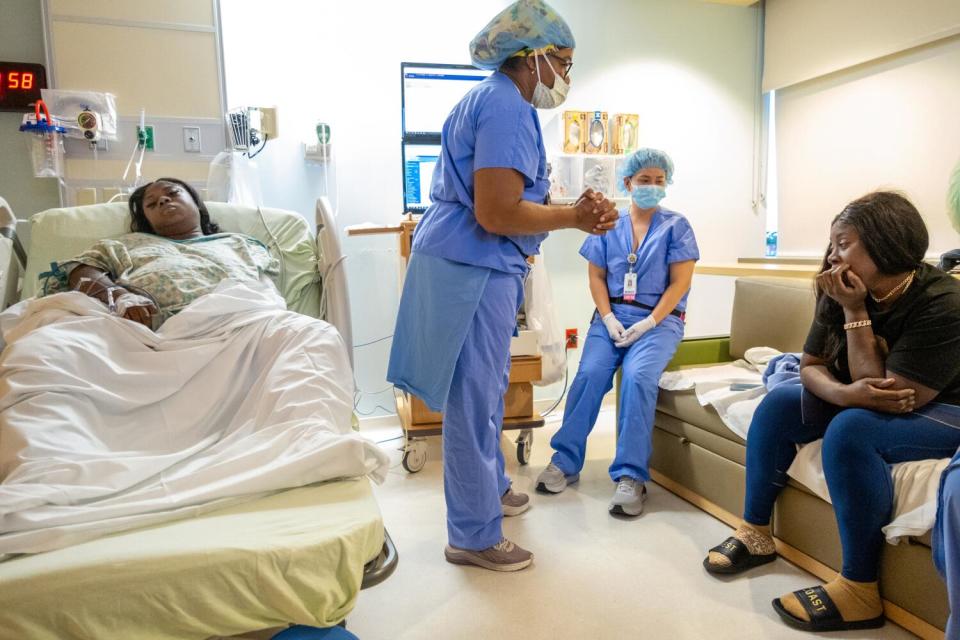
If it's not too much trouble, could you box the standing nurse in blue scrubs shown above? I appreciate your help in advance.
[387,0,617,572]
[536,148,699,516]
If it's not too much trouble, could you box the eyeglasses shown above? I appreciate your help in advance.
[549,54,573,77]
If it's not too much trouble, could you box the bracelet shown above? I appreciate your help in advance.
[843,319,872,330]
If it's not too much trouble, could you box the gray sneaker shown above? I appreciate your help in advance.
[501,487,530,516]
[444,538,534,572]
[535,462,580,494]
[609,477,647,516]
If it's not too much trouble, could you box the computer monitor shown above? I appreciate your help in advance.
[401,63,490,137]
[402,142,441,213]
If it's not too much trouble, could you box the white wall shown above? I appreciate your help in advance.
[220,0,762,415]
[776,35,960,258]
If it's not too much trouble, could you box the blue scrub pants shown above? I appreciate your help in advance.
[550,315,684,483]
[935,450,960,640]
[744,384,960,582]
[941,469,960,639]
[443,269,522,550]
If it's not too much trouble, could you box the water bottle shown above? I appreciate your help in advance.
[765,231,778,257]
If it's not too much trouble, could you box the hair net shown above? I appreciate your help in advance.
[618,148,675,193]
[469,0,575,71]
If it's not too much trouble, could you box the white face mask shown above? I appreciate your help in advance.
[531,52,569,109]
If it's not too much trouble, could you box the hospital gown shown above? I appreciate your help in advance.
[42,232,279,322]
[549,207,699,482]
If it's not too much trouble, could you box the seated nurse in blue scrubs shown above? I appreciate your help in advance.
[535,148,699,516]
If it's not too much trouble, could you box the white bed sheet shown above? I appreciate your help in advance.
[0,281,389,556]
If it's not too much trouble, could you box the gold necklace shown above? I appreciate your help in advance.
[870,270,916,303]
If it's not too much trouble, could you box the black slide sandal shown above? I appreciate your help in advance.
[703,536,776,575]
[772,586,885,632]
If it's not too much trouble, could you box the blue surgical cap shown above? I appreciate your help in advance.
[618,148,675,193]
[469,0,576,71]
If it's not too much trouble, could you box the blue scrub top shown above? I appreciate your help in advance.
[412,72,550,275]
[579,207,700,313]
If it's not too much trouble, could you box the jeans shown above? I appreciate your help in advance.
[743,384,960,581]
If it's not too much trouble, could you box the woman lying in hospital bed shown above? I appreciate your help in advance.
[0,179,388,558]
[41,178,278,328]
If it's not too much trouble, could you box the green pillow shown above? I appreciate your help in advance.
[22,202,322,318]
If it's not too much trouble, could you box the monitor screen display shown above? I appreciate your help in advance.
[403,143,441,212]
[402,64,490,136]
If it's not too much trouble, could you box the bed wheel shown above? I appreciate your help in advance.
[516,429,533,465]
[402,438,427,473]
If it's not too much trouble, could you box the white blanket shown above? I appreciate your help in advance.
[658,347,778,440]
[787,441,949,544]
[0,281,389,556]
[659,355,948,543]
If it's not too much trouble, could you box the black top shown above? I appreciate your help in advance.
[804,263,960,405]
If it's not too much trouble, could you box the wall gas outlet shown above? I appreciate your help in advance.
[137,125,155,151]
[183,126,202,152]
[565,328,578,350]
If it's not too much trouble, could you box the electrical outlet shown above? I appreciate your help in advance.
[565,328,578,350]
[259,107,278,139]
[137,125,155,151]
[183,126,201,153]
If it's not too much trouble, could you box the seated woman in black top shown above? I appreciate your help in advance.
[702,191,960,632]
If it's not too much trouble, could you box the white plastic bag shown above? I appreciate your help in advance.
[206,151,262,206]
[525,248,565,386]
[40,89,118,141]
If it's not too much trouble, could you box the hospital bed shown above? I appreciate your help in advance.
[0,198,397,639]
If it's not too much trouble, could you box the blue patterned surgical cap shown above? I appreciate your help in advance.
[469,0,575,71]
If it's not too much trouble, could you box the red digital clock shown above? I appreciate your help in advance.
[0,62,47,112]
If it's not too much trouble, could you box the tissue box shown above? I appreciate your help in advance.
[510,329,541,357]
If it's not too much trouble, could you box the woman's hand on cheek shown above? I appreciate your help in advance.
[818,265,867,309]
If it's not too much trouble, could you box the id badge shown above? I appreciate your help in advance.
[623,272,637,301]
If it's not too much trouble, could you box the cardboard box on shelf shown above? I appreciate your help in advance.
[611,113,639,155]
[584,111,609,154]
[562,110,586,154]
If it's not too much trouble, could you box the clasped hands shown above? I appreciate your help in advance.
[602,313,657,349]
[573,188,618,235]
